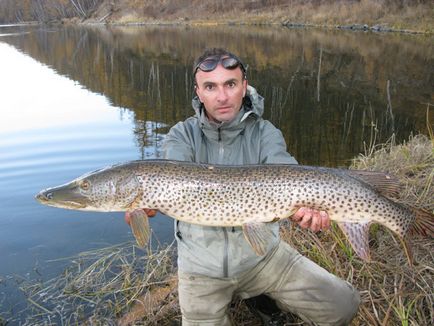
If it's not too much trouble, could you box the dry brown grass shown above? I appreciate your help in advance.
[353,134,434,212]
[13,241,181,325]
[95,0,434,33]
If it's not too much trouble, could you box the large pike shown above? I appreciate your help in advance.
[35,160,433,262]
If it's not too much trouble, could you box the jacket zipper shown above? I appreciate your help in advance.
[218,127,229,277]
[217,127,224,164]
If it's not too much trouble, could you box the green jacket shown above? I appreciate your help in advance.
[162,85,297,278]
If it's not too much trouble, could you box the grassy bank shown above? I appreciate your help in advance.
[90,0,434,33]
[5,134,434,325]
[1,1,433,34]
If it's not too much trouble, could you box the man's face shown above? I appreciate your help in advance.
[195,64,247,123]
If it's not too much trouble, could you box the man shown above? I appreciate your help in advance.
[126,48,360,325]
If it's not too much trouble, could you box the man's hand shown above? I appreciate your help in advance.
[291,207,330,233]
[124,209,157,225]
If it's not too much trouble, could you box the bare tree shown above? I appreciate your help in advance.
[31,0,47,22]
[69,0,102,18]
[49,0,72,18]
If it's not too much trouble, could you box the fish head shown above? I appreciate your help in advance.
[35,164,142,212]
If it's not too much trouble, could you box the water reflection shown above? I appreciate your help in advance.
[2,25,432,166]
[0,43,173,319]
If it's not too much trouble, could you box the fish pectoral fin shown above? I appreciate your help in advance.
[337,221,371,262]
[129,209,150,248]
[286,207,299,218]
[242,222,273,256]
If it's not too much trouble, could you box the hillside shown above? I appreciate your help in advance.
[0,0,433,33]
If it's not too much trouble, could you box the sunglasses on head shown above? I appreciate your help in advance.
[194,54,247,77]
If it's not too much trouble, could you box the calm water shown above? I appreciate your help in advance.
[0,25,432,321]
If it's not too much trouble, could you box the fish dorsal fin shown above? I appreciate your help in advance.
[347,170,401,198]
[129,209,151,247]
[337,221,371,262]
[242,222,273,256]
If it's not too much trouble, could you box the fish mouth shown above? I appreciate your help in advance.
[35,183,89,210]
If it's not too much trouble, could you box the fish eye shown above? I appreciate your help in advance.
[80,180,90,191]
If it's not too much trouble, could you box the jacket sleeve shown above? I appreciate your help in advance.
[260,120,298,164]
[162,121,195,162]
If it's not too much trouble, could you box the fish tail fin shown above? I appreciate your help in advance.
[408,208,434,238]
[129,209,151,247]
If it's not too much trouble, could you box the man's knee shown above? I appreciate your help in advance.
[296,285,360,326]
[179,289,232,326]
[331,282,360,325]
[180,297,232,326]
[178,271,234,326]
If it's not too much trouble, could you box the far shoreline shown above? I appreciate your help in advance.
[2,1,432,36]
[4,19,432,36]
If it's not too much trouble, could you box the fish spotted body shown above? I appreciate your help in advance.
[36,160,432,261]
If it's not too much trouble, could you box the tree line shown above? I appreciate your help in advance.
[0,0,103,23]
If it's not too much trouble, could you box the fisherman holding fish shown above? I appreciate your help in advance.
[37,47,433,324]
[125,48,360,325]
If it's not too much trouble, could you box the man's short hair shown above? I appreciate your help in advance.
[193,48,247,80]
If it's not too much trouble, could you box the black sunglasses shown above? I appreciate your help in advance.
[194,55,247,77]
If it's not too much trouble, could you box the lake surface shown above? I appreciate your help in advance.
[0,24,432,322]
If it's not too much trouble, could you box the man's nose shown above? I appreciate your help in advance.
[216,87,228,102]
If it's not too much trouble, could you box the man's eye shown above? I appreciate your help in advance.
[205,85,214,90]
[227,82,236,88]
